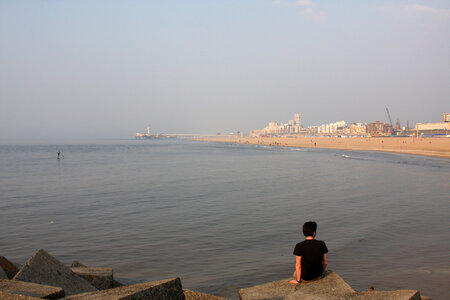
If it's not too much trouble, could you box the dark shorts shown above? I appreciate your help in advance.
[293,271,324,282]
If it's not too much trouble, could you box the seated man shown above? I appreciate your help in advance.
[289,221,328,284]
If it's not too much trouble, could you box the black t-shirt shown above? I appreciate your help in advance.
[293,239,328,280]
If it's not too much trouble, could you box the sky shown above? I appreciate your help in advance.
[1,0,449,139]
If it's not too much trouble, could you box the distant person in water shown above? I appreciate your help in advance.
[57,150,60,159]
[289,221,328,284]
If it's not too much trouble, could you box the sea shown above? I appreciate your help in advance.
[0,139,449,299]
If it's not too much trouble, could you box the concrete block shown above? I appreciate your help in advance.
[0,266,8,279]
[0,256,20,279]
[239,271,355,300]
[343,290,422,300]
[183,289,230,300]
[71,267,113,290]
[0,290,42,300]
[63,277,185,300]
[0,279,64,299]
[70,261,87,268]
[239,271,424,300]
[112,279,124,287]
[69,261,123,287]
[13,249,97,296]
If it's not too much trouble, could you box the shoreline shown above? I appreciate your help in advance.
[194,136,450,159]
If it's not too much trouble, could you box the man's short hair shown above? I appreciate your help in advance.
[303,221,317,237]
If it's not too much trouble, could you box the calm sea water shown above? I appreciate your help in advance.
[0,139,449,299]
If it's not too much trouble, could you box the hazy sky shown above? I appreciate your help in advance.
[1,0,449,139]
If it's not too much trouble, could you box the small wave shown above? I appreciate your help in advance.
[290,148,306,151]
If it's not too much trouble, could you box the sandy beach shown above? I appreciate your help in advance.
[196,136,450,159]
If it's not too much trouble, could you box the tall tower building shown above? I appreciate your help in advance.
[395,119,401,131]
[294,113,302,127]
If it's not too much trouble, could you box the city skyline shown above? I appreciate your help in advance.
[1,1,449,140]
[249,112,449,137]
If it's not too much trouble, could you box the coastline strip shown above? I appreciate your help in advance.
[194,136,450,159]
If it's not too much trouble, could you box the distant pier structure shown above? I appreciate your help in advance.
[135,126,152,139]
[135,126,232,139]
[135,126,176,139]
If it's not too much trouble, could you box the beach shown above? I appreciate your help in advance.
[195,136,450,159]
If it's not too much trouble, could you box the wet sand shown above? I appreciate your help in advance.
[196,136,450,159]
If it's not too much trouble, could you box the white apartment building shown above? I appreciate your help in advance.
[250,113,303,136]
[317,121,347,134]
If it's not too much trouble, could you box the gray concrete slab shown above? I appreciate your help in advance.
[112,279,124,287]
[0,290,42,300]
[343,290,422,300]
[0,266,8,279]
[0,279,64,299]
[239,271,355,300]
[70,261,87,268]
[0,256,20,279]
[183,289,230,300]
[69,261,122,287]
[239,271,425,300]
[63,277,185,300]
[71,267,113,290]
[13,249,97,296]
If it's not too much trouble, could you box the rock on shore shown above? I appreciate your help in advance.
[12,249,97,296]
[239,271,423,300]
[63,278,184,300]
[0,256,20,280]
[0,250,224,300]
[0,249,430,300]
[0,279,64,299]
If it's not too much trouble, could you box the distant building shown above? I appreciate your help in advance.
[416,122,450,135]
[395,119,401,132]
[415,114,450,135]
[136,126,152,139]
[317,120,347,134]
[416,123,450,130]
[366,121,393,136]
[350,123,367,136]
[294,113,302,133]
[306,126,318,135]
[249,113,303,136]
[444,113,450,122]
[266,122,280,134]
[249,129,263,136]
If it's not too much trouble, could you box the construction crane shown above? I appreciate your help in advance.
[386,107,402,135]
[386,107,393,128]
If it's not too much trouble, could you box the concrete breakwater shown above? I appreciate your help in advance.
[1,249,430,300]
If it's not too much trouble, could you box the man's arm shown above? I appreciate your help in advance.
[322,254,328,274]
[289,256,302,284]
